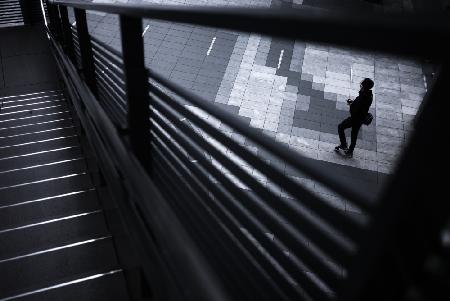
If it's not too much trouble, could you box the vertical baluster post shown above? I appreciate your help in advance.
[74,8,97,96]
[58,6,75,63]
[46,3,62,39]
[120,15,151,169]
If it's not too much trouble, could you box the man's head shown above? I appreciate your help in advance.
[360,78,374,90]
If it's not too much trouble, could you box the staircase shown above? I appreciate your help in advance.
[0,90,130,300]
[0,0,24,28]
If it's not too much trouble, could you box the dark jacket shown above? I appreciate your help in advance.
[350,90,373,122]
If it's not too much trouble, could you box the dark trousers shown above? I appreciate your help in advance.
[338,117,362,152]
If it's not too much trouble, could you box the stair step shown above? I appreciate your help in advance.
[1,93,64,109]
[0,90,61,102]
[0,22,24,29]
[0,99,66,116]
[0,5,21,10]
[0,111,73,129]
[0,173,94,208]
[0,103,69,122]
[0,145,83,172]
[13,269,130,301]
[0,8,22,14]
[0,2,20,7]
[0,1,20,7]
[0,237,120,299]
[0,135,80,159]
[0,189,99,230]
[0,91,63,105]
[0,126,77,146]
[0,14,22,19]
[1,95,65,109]
[0,158,88,193]
[0,210,108,260]
[0,13,22,19]
[0,118,74,137]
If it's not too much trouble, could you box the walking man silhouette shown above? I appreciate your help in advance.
[335,78,374,158]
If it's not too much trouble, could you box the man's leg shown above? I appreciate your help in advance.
[338,117,353,148]
[348,122,362,153]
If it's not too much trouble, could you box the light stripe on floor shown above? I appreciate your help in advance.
[142,24,150,37]
[207,37,217,56]
[277,49,284,69]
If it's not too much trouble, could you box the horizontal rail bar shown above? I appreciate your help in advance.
[150,136,293,301]
[95,77,127,113]
[150,88,357,267]
[150,164,259,300]
[149,106,338,298]
[70,25,122,61]
[97,95,125,125]
[94,65,126,100]
[150,81,364,229]
[149,82,365,247]
[149,70,373,214]
[94,71,126,109]
[92,50,125,83]
[89,32,123,59]
[91,40,124,70]
[96,84,128,128]
[95,76,125,105]
[51,0,450,58]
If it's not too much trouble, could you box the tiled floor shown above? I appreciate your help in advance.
[73,0,428,209]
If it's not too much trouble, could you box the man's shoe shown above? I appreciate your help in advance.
[335,145,348,152]
[343,149,353,158]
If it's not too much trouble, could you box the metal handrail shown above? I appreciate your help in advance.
[46,26,231,301]
[50,0,450,58]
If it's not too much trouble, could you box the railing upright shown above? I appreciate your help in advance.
[119,15,151,168]
[74,8,98,96]
[46,2,63,40]
[58,5,75,64]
